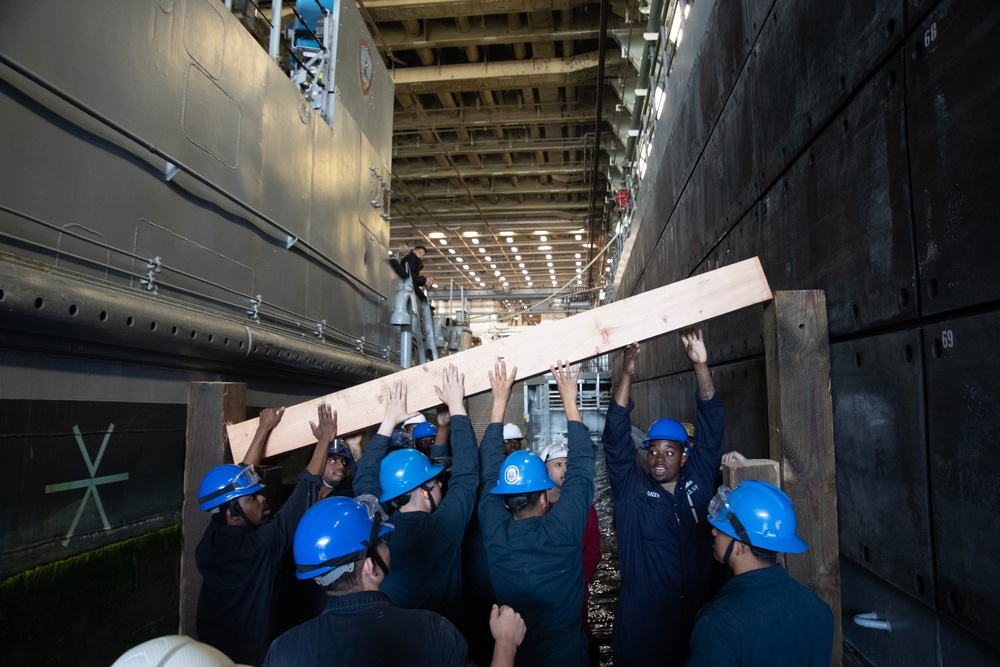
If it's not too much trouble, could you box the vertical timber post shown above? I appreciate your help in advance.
[764,291,842,666]
[180,382,247,637]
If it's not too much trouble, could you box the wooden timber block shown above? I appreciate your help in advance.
[181,382,246,637]
[764,290,841,666]
[721,458,780,489]
[227,257,772,460]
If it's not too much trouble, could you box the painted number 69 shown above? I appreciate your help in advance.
[923,22,937,48]
[941,329,954,349]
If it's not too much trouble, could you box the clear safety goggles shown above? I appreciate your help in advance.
[199,465,261,506]
[708,485,751,544]
[231,464,262,490]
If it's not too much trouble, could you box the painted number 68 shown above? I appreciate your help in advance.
[923,22,937,48]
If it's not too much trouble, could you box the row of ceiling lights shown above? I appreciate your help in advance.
[415,229,602,291]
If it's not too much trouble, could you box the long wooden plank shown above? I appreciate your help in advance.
[227,257,772,460]
[764,290,842,667]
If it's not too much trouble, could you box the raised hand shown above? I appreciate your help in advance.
[258,406,285,432]
[680,328,708,365]
[489,360,518,423]
[489,360,518,405]
[622,342,641,376]
[435,364,467,416]
[309,402,338,445]
[551,359,582,422]
[383,380,417,429]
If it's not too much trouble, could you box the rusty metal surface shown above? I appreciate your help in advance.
[925,311,1000,649]
[831,330,934,608]
[750,0,902,189]
[0,399,186,576]
[907,0,1000,316]
[761,52,917,337]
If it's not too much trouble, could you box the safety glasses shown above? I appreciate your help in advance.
[199,465,261,506]
[708,485,751,544]
[231,465,261,491]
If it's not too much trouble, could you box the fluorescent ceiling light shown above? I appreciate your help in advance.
[538,245,551,250]
[428,232,445,239]
[463,231,478,237]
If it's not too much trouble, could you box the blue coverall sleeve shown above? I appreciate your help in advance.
[601,397,639,496]
[547,421,596,540]
[477,422,508,537]
[431,415,478,543]
[252,469,320,560]
[685,392,724,491]
[353,432,391,499]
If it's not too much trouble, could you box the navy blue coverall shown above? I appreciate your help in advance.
[196,469,320,666]
[354,414,478,630]
[262,590,472,667]
[687,564,834,666]
[479,420,596,666]
[603,393,724,667]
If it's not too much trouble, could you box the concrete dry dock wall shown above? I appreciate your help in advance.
[613,0,1000,664]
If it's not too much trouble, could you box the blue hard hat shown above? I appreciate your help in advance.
[328,438,358,474]
[708,481,808,554]
[641,417,690,449]
[198,464,264,511]
[293,497,394,581]
[390,429,414,450]
[378,448,445,502]
[489,451,557,495]
[412,422,438,440]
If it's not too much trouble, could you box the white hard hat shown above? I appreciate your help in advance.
[540,442,569,462]
[402,413,427,427]
[502,423,523,440]
[112,635,248,667]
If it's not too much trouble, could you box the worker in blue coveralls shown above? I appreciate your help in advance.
[479,359,597,666]
[352,366,478,631]
[195,403,334,666]
[604,329,724,667]
[687,481,834,666]
[263,496,527,667]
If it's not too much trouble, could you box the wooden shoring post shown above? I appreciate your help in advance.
[180,382,247,637]
[226,258,773,460]
[764,290,842,666]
